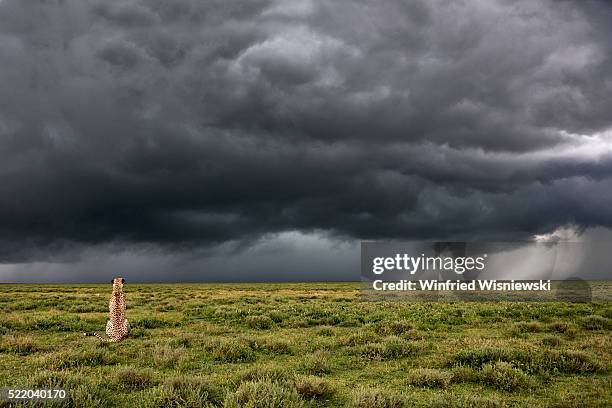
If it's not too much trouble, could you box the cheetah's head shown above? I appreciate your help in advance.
[111,277,125,290]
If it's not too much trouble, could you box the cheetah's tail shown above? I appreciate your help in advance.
[84,332,115,342]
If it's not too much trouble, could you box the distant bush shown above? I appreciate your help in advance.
[450,366,479,383]
[541,335,561,347]
[7,300,41,311]
[22,315,90,332]
[407,368,452,388]
[152,345,185,368]
[262,339,292,355]
[213,339,256,363]
[579,315,611,330]
[128,328,149,339]
[349,387,405,408]
[68,303,108,313]
[70,385,116,408]
[170,334,193,348]
[539,350,602,374]
[153,375,224,406]
[246,315,274,330]
[0,334,40,355]
[29,371,81,388]
[354,336,415,360]
[339,330,379,346]
[379,336,415,359]
[449,347,519,368]
[479,362,533,391]
[116,367,155,390]
[135,317,179,329]
[509,321,544,337]
[547,321,574,333]
[338,318,363,328]
[297,351,333,375]
[374,321,413,336]
[267,311,287,323]
[223,380,306,408]
[235,365,293,384]
[54,349,118,369]
[294,375,333,399]
[449,347,601,375]
[155,303,176,312]
[316,327,335,336]
[430,392,505,408]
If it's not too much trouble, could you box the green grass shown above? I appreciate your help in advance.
[0,282,610,407]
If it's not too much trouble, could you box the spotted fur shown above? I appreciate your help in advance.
[84,277,130,342]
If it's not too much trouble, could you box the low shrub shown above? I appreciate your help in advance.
[407,368,452,388]
[294,375,333,399]
[349,387,405,408]
[449,346,601,374]
[479,362,533,391]
[430,392,505,408]
[29,371,81,388]
[0,334,40,355]
[509,321,544,337]
[374,321,413,336]
[539,350,602,374]
[297,351,333,375]
[54,349,118,369]
[355,337,415,360]
[579,315,611,330]
[547,321,575,334]
[155,375,224,406]
[169,334,193,348]
[260,339,292,355]
[69,384,115,408]
[129,328,149,339]
[22,315,89,332]
[316,327,335,336]
[541,335,561,347]
[152,345,185,368]
[267,311,287,323]
[223,380,306,408]
[235,365,293,384]
[135,317,179,329]
[246,315,274,330]
[213,339,256,363]
[450,366,479,383]
[116,367,155,390]
[339,330,379,346]
[448,347,520,368]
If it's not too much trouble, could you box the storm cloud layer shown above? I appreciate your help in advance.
[1,0,612,278]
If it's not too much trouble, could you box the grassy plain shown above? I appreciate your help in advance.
[0,282,610,407]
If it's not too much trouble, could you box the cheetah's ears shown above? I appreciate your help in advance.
[122,278,125,284]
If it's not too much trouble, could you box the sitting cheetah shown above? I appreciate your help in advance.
[84,277,130,342]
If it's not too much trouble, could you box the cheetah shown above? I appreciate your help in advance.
[84,277,130,342]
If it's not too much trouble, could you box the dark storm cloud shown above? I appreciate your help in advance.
[1,0,612,264]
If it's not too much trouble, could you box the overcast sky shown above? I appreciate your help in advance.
[1,0,612,282]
